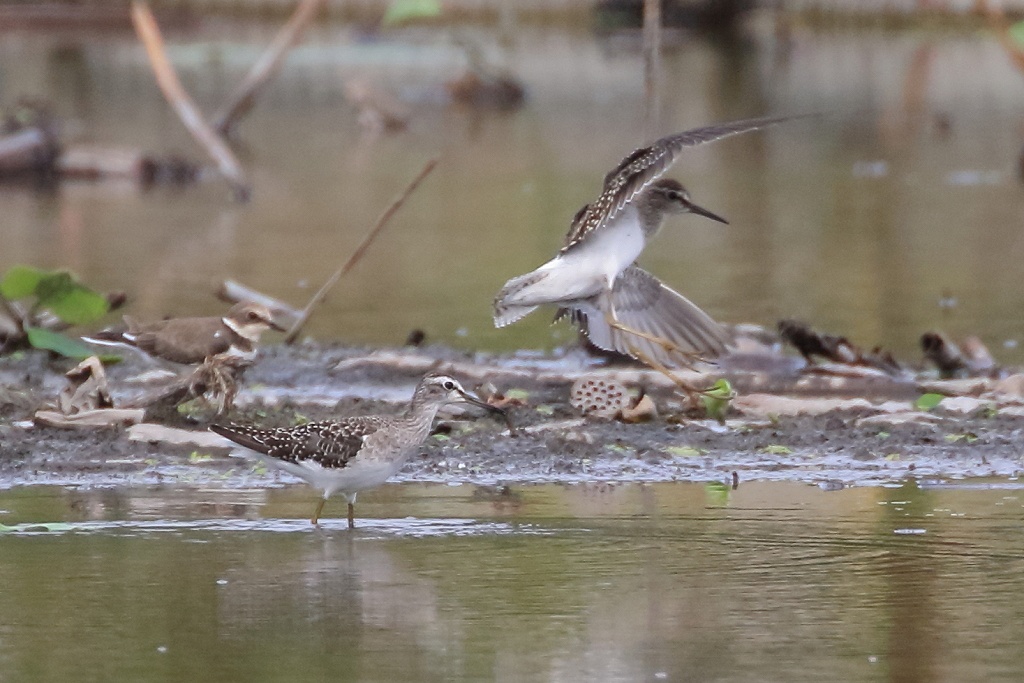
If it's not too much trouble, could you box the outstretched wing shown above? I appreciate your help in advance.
[561,114,805,252]
[211,417,389,469]
[566,266,733,368]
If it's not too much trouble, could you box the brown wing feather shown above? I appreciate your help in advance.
[128,316,234,364]
[561,114,808,252]
[211,417,388,470]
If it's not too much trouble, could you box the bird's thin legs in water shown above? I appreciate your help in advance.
[312,498,327,526]
[347,503,355,530]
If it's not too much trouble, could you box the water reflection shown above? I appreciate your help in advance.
[1,481,1023,681]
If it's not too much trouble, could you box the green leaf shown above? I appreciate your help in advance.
[700,378,735,423]
[762,444,792,455]
[36,277,108,325]
[25,327,101,359]
[504,388,530,400]
[704,481,730,506]
[0,264,44,299]
[382,0,441,25]
[665,445,704,457]
[1010,20,1024,48]
[915,393,945,411]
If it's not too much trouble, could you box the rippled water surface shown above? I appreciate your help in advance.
[2,481,1023,682]
[2,18,1024,361]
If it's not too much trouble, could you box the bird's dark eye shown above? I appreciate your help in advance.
[247,311,260,321]
[442,380,455,391]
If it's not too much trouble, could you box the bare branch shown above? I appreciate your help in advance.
[642,0,662,141]
[284,157,440,344]
[212,0,327,137]
[130,0,251,201]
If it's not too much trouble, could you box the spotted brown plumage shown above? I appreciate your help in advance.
[210,417,387,470]
[560,115,799,252]
[210,374,509,528]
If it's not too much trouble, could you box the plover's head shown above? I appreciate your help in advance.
[224,302,285,341]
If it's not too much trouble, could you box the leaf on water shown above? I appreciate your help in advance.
[432,433,451,441]
[382,0,441,25]
[762,444,792,455]
[885,453,900,461]
[188,451,214,463]
[535,404,555,415]
[704,481,730,506]
[504,388,530,401]
[25,327,107,360]
[0,264,45,299]
[915,393,945,411]
[665,445,704,457]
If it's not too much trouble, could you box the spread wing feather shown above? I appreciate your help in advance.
[561,114,804,252]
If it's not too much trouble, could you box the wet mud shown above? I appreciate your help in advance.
[1,343,1022,490]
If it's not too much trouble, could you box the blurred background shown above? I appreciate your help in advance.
[3,0,1024,362]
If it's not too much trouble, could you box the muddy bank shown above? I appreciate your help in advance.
[1,342,1023,490]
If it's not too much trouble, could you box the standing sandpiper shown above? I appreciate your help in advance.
[85,301,283,366]
[210,374,508,528]
[494,115,798,368]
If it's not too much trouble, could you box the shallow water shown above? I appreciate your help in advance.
[2,480,1023,682]
[2,18,1024,363]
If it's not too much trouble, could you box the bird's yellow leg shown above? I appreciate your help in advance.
[312,498,327,526]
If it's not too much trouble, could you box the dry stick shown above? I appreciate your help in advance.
[212,0,327,137]
[130,0,251,201]
[641,0,662,141]
[284,157,440,344]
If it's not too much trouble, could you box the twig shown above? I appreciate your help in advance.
[212,0,327,137]
[216,279,301,325]
[641,0,662,141]
[130,0,251,201]
[284,157,440,344]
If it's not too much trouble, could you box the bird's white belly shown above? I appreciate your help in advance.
[550,213,646,287]
[240,450,402,499]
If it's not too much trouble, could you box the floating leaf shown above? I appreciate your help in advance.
[504,388,530,401]
[188,451,214,463]
[705,481,730,506]
[382,0,441,25]
[762,444,792,455]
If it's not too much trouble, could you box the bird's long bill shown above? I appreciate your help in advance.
[455,388,517,434]
[268,319,287,332]
[686,200,729,225]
